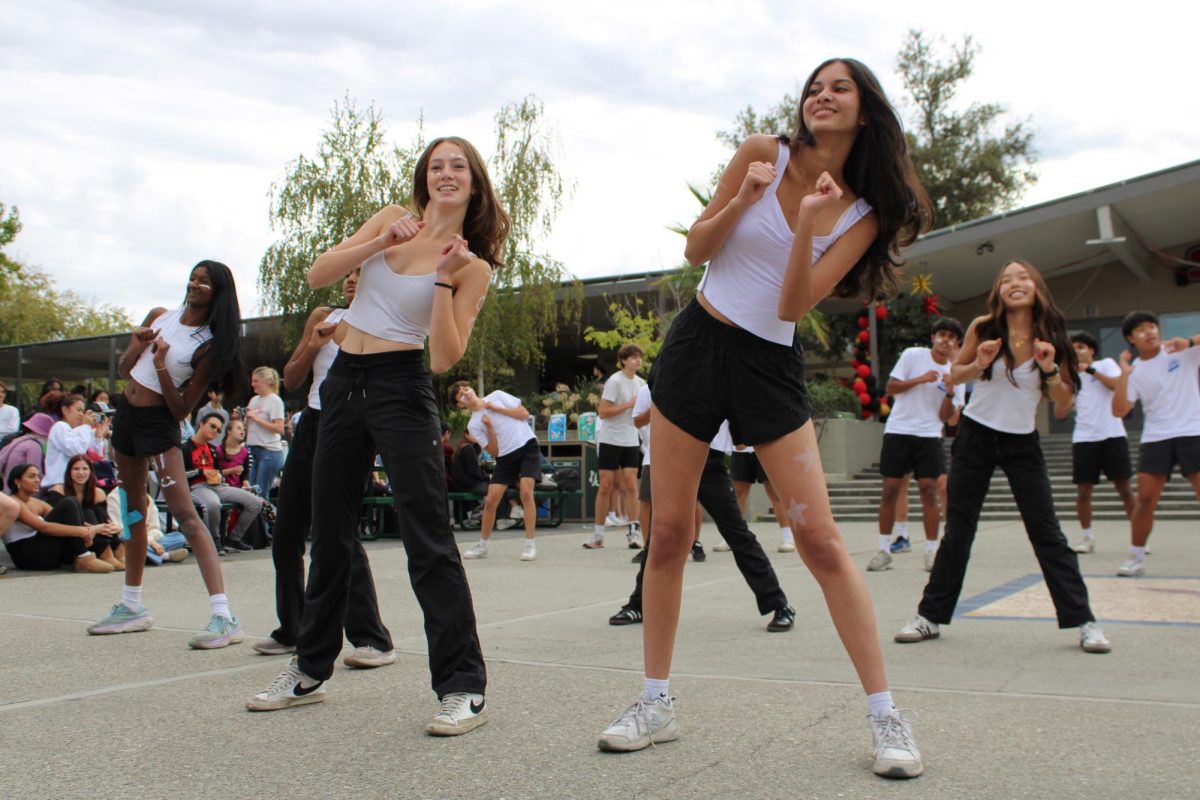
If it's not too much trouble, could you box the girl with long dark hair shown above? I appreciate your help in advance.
[46,454,124,569]
[3,463,113,573]
[597,58,931,778]
[247,137,508,738]
[87,260,247,649]
[895,259,1110,654]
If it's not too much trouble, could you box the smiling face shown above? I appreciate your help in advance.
[69,459,92,488]
[801,61,863,138]
[1126,321,1160,353]
[186,265,214,308]
[996,261,1038,310]
[425,141,474,210]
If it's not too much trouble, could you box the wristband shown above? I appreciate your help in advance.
[1085,366,1096,375]
[1038,365,1060,378]
[434,281,454,291]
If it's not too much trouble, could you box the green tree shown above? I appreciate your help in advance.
[1,202,23,294]
[583,298,662,366]
[898,29,1037,226]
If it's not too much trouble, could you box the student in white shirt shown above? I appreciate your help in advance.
[452,382,541,561]
[868,317,964,573]
[1053,331,1134,554]
[584,343,646,550]
[1110,311,1200,577]
[0,382,19,438]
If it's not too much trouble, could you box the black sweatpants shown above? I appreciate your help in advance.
[629,449,788,615]
[5,498,90,569]
[297,351,487,696]
[269,406,392,651]
[919,416,1095,629]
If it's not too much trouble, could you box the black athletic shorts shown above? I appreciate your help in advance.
[879,433,945,480]
[650,299,810,447]
[111,394,180,457]
[597,442,641,471]
[1072,437,1132,484]
[1137,436,1200,479]
[489,438,542,486]
[730,451,768,484]
[638,465,652,503]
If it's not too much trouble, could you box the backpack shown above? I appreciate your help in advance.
[550,467,580,492]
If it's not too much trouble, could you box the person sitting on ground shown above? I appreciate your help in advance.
[217,417,252,489]
[45,454,126,570]
[2,463,114,573]
[41,394,107,493]
[0,413,54,488]
[106,487,189,565]
[182,412,264,553]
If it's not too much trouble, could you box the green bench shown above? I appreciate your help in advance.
[446,488,579,530]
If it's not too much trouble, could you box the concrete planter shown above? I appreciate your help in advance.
[814,416,883,481]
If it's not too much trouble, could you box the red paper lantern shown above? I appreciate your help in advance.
[862,410,873,419]
[850,358,861,369]
[857,330,870,343]
[856,364,870,378]
[856,316,869,329]
[852,378,866,393]
[859,391,871,406]
[875,305,888,320]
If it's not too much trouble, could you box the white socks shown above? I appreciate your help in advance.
[867,691,895,720]
[925,539,938,553]
[594,524,605,537]
[878,534,892,551]
[122,585,142,612]
[1081,527,1094,541]
[642,677,669,702]
[209,593,231,621]
[780,526,793,544]
[1131,545,1147,559]
[894,522,909,538]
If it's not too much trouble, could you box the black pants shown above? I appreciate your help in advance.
[629,449,788,615]
[270,406,392,651]
[297,351,487,696]
[4,498,90,569]
[919,416,1094,629]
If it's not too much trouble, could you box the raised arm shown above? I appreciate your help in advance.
[427,237,492,374]
[117,308,168,379]
[685,135,779,266]
[307,206,422,289]
[1111,351,1136,418]
[949,317,1000,385]
[282,306,334,390]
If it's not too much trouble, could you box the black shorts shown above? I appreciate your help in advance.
[489,438,542,486]
[1138,436,1200,479]
[638,465,652,503]
[879,433,945,480]
[597,442,641,471]
[1072,437,1132,484]
[730,451,768,484]
[111,394,180,457]
[650,299,810,447]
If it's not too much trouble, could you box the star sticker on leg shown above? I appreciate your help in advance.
[793,449,818,473]
[786,498,808,526]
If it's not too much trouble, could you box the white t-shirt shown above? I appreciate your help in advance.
[963,359,1042,435]
[246,393,285,450]
[709,421,733,455]
[1072,358,1126,443]
[598,371,646,447]
[0,404,19,438]
[467,391,536,458]
[633,385,653,466]
[42,420,102,488]
[1126,346,1200,444]
[884,347,965,438]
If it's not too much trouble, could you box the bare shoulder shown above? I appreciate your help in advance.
[142,307,169,326]
[306,305,333,324]
[741,133,782,160]
[457,259,493,287]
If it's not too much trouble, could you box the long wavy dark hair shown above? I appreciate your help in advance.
[412,136,511,270]
[182,260,246,399]
[976,259,1079,395]
[63,454,99,509]
[789,58,933,301]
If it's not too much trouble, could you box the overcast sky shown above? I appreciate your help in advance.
[2,0,1196,324]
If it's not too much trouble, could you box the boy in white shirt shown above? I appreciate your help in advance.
[1053,331,1134,554]
[584,344,646,550]
[868,318,965,573]
[451,382,541,562]
[1111,311,1200,577]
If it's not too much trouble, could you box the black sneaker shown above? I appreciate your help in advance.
[609,606,643,626]
[631,549,646,564]
[767,605,796,632]
[691,541,706,562]
[225,538,253,552]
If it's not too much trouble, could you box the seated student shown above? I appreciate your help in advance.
[182,413,264,553]
[217,418,252,489]
[0,413,54,487]
[2,463,113,573]
[45,454,126,570]
[106,487,189,565]
[1111,312,1200,577]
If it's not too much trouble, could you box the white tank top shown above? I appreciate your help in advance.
[129,308,213,394]
[698,140,873,345]
[963,359,1042,434]
[307,308,348,410]
[343,251,435,345]
[2,516,36,545]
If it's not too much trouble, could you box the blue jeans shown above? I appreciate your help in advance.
[249,446,284,500]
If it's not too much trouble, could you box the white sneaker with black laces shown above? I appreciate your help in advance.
[894,615,940,643]
[1080,621,1112,653]
[598,695,679,752]
[425,692,488,736]
[247,656,326,711]
[869,709,923,778]
[626,523,644,549]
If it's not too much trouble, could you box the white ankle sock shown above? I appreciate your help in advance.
[642,677,669,702]
[780,526,793,542]
[879,534,892,551]
[122,585,142,612]
[867,691,895,720]
[477,539,489,550]
[894,522,908,538]
[1131,545,1147,559]
[1081,528,1094,540]
[594,524,605,537]
[209,593,231,620]
[925,539,938,553]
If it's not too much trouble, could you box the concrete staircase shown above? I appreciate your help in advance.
[822,432,1200,523]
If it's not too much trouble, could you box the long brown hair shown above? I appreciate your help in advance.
[64,454,99,509]
[976,259,1079,395]
[412,136,511,270]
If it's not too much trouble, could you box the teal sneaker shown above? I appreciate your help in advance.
[188,614,244,650]
[87,604,154,635]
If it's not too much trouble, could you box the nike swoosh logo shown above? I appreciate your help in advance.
[469,699,485,715]
[294,681,323,697]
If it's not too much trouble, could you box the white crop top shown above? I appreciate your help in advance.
[963,359,1042,434]
[343,251,435,346]
[698,140,873,346]
[307,308,348,410]
[2,516,36,545]
[129,308,213,394]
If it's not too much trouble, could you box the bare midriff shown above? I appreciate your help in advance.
[334,322,425,355]
[696,291,742,330]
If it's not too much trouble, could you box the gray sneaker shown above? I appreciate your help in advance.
[188,614,244,650]
[1071,538,1095,554]
[463,542,488,559]
[252,636,296,656]
[866,550,893,572]
[343,646,397,668]
[894,615,940,643]
[1117,556,1145,577]
[1080,622,1112,654]
[870,710,923,778]
[598,696,679,752]
[87,604,154,635]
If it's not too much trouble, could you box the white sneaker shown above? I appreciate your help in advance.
[895,615,940,643]
[1117,556,1145,577]
[605,512,621,527]
[615,515,630,525]
[869,709,923,778]
[463,542,488,560]
[343,646,397,668]
[521,541,537,561]
[923,549,937,572]
[866,550,893,572]
[597,696,679,752]
[626,523,644,549]
[1080,621,1112,654]
[778,533,796,553]
[246,656,326,711]
[509,505,524,520]
[713,540,732,552]
[425,692,488,736]
[1071,538,1095,554]
[582,531,605,549]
